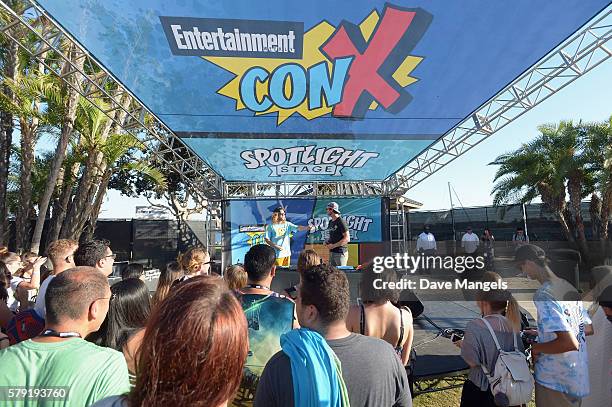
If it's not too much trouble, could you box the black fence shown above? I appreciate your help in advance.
[5,219,207,270]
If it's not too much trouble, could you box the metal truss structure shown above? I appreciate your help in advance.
[223,180,387,199]
[385,6,612,195]
[0,0,223,201]
[1,2,610,201]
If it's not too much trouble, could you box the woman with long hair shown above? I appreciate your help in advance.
[455,272,524,406]
[88,279,151,379]
[152,262,183,306]
[92,276,249,407]
[515,244,593,406]
[346,263,414,366]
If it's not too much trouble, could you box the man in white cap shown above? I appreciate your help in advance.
[325,202,350,267]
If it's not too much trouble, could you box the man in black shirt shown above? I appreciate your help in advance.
[325,202,350,267]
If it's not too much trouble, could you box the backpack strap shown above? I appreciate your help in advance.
[480,317,503,352]
[481,315,519,352]
[359,303,366,335]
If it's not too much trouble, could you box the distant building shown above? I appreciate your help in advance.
[134,206,173,220]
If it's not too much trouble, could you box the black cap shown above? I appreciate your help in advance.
[273,206,284,213]
[598,285,612,308]
[514,244,545,263]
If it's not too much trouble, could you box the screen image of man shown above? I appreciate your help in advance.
[325,202,350,267]
[265,207,312,267]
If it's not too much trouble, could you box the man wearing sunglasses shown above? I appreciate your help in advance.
[265,206,314,267]
[74,239,116,277]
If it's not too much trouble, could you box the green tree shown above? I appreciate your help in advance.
[490,128,573,242]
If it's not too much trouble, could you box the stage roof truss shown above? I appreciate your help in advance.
[223,180,386,200]
[0,0,224,200]
[385,7,612,195]
[2,2,610,201]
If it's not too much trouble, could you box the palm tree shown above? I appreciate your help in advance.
[583,116,612,243]
[0,72,57,251]
[0,0,29,245]
[490,131,573,242]
[543,121,592,259]
[81,135,166,241]
[29,45,84,254]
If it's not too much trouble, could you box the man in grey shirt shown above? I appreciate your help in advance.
[254,264,411,407]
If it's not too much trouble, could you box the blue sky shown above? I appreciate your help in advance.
[406,62,612,211]
[99,61,611,217]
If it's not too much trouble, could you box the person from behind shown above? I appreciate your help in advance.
[93,276,248,407]
[347,264,413,366]
[121,263,144,280]
[0,251,45,311]
[0,267,130,406]
[455,272,527,406]
[296,249,321,274]
[515,244,593,406]
[224,264,247,291]
[255,264,412,407]
[87,278,151,381]
[151,261,183,306]
[74,239,115,276]
[177,247,211,280]
[33,239,78,319]
[232,244,295,405]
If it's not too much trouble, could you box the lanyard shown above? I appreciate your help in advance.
[40,329,82,339]
[244,284,271,290]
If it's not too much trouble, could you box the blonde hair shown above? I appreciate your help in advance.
[178,247,209,275]
[297,249,321,274]
[46,239,78,265]
[224,264,247,291]
[478,272,521,332]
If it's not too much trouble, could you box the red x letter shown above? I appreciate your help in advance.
[322,6,417,118]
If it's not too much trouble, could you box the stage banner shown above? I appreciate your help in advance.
[306,198,382,243]
[35,0,609,182]
[227,198,382,265]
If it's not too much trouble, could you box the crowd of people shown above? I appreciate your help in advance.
[0,239,610,406]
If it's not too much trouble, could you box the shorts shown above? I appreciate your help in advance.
[275,257,290,267]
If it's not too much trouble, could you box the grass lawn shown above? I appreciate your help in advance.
[412,380,536,407]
